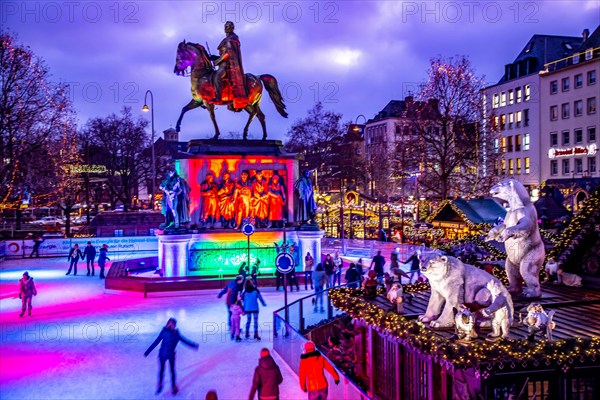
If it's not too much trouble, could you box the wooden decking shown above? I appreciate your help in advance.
[370,282,600,341]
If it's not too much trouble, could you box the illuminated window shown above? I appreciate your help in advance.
[524,85,531,101]
[525,157,530,174]
[523,133,530,150]
[508,113,514,129]
[516,158,522,174]
[508,159,514,174]
[562,77,570,91]
[588,97,597,114]
[516,87,522,103]
[500,114,506,130]
[550,80,558,94]
[515,135,522,151]
[493,94,499,108]
[550,106,558,120]
[501,137,507,152]
[501,159,506,173]
[494,138,499,153]
[516,111,522,127]
[575,74,583,88]
[500,92,506,107]
[508,90,514,105]
[586,49,593,60]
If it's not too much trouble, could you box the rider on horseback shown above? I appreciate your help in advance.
[210,21,247,108]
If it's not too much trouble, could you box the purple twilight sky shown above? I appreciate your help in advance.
[3,1,599,142]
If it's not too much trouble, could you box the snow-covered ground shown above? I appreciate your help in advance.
[0,255,310,399]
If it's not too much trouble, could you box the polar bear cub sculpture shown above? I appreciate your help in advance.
[486,179,545,298]
[418,254,514,328]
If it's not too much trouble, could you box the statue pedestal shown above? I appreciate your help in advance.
[296,230,325,270]
[158,234,192,277]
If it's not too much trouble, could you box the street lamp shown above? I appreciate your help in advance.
[142,90,156,209]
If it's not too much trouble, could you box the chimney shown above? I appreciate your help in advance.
[163,128,179,142]
[582,28,590,42]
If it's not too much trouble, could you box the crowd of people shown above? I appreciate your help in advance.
[66,242,110,279]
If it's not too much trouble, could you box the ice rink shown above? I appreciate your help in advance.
[0,255,310,399]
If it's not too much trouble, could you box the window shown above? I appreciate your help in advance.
[501,137,507,152]
[589,157,597,173]
[524,85,531,101]
[525,157,530,174]
[516,111,522,127]
[562,103,570,119]
[589,70,597,85]
[575,100,583,117]
[550,106,558,120]
[575,74,583,88]
[500,92,506,107]
[551,160,558,175]
[508,113,514,129]
[493,94,499,108]
[516,158,522,174]
[562,159,570,174]
[562,77,570,91]
[501,159,506,173]
[508,159,514,174]
[588,127,596,142]
[588,97,597,114]
[516,87,522,103]
[500,114,506,131]
[515,134,522,151]
[508,136,514,152]
[508,90,514,105]
[523,109,529,126]
[586,49,593,60]
[521,133,529,150]
[114,229,123,237]
[573,53,580,64]
[550,80,558,94]
[493,138,499,153]
[562,130,570,145]
[575,128,583,143]
[575,158,583,173]
[550,132,558,147]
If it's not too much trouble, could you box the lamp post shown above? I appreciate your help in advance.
[142,90,156,209]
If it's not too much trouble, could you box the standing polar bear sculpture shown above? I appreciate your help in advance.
[418,254,514,328]
[485,179,545,298]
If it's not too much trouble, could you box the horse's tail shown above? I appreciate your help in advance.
[260,74,288,118]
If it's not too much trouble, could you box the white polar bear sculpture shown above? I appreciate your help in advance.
[418,254,514,328]
[482,280,513,340]
[485,179,545,298]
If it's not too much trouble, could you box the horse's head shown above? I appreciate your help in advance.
[174,40,211,76]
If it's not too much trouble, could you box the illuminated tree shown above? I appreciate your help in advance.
[0,33,77,227]
[81,107,150,211]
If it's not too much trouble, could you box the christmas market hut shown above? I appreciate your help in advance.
[427,199,506,240]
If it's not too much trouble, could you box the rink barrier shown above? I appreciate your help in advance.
[273,286,370,399]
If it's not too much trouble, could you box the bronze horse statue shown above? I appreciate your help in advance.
[173,40,288,139]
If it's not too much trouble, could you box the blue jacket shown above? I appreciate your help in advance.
[144,327,198,359]
[218,279,243,305]
[98,248,110,266]
[83,245,96,260]
[242,287,266,312]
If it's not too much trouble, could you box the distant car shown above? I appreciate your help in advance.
[72,216,94,225]
[31,217,63,226]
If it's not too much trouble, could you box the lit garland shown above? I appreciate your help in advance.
[331,287,600,370]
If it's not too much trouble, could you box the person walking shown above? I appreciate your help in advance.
[29,235,44,258]
[249,348,283,400]
[332,251,343,286]
[344,263,361,289]
[144,318,199,395]
[242,279,266,340]
[299,341,339,400]
[18,271,37,317]
[304,252,314,290]
[313,263,328,313]
[369,251,385,284]
[218,275,244,339]
[97,244,110,279]
[66,244,83,275]
[323,254,335,289]
[82,241,97,276]
[230,299,245,342]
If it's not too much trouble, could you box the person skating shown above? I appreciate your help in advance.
[66,244,83,275]
[98,244,110,279]
[332,251,343,286]
[249,348,283,400]
[312,263,328,313]
[218,275,244,339]
[369,250,385,284]
[242,279,266,340]
[29,235,44,258]
[82,241,97,276]
[230,299,245,342]
[18,271,37,317]
[304,252,314,290]
[299,341,339,400]
[144,318,199,395]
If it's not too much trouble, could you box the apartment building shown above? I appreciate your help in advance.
[540,27,599,199]
[482,33,584,191]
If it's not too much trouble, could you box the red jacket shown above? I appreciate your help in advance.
[299,351,339,392]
